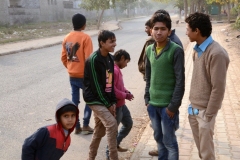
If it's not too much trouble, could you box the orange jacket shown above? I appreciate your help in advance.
[61,31,93,78]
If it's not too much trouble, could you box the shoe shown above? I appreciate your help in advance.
[117,146,128,152]
[148,149,158,156]
[82,126,94,135]
[75,127,82,134]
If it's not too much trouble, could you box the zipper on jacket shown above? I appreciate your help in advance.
[62,141,66,150]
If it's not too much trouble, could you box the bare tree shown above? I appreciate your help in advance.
[80,0,112,29]
[184,0,188,19]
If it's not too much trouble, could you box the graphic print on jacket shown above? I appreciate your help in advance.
[66,42,80,61]
[105,69,112,92]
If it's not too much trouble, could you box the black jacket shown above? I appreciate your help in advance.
[83,49,117,108]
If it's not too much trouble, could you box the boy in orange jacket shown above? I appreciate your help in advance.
[61,13,93,134]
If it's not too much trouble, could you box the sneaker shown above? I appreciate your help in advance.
[148,149,158,156]
[82,126,94,135]
[117,146,128,152]
[75,127,82,134]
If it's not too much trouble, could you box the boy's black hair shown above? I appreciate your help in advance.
[145,19,151,27]
[114,49,131,62]
[185,12,212,37]
[57,105,77,121]
[150,12,172,30]
[72,13,86,30]
[98,30,115,48]
[154,9,170,17]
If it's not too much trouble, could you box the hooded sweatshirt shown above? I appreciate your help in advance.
[21,99,79,160]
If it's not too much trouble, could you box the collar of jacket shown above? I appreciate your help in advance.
[95,48,114,63]
[170,29,175,37]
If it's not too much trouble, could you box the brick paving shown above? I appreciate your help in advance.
[130,24,240,160]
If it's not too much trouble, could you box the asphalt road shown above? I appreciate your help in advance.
[0,17,189,160]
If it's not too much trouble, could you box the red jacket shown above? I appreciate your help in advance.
[22,99,79,160]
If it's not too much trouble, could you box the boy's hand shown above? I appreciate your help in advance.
[126,93,134,101]
[108,104,116,117]
[166,108,175,119]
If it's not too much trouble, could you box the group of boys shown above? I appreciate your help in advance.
[21,8,229,160]
[139,10,229,160]
[21,13,134,160]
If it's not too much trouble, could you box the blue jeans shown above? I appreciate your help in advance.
[106,105,133,159]
[147,104,179,160]
[70,77,92,128]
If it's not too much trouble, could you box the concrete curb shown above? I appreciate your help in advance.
[130,122,152,160]
[0,42,63,56]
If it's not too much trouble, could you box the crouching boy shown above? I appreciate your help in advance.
[21,98,79,160]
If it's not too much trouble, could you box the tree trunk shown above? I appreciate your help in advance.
[114,8,118,21]
[227,2,231,23]
[179,8,181,19]
[184,0,188,19]
[197,0,201,12]
[190,0,194,14]
[127,4,130,18]
[97,9,105,29]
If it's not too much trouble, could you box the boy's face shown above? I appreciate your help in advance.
[145,25,151,36]
[119,56,129,69]
[151,22,171,44]
[101,37,117,53]
[60,111,76,130]
[186,24,198,42]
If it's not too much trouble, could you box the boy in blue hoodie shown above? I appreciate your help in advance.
[21,98,79,160]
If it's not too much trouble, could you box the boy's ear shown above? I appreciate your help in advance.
[120,55,125,61]
[195,28,201,35]
[100,41,104,47]
[168,29,172,37]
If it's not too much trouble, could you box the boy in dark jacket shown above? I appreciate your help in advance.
[83,30,118,160]
[21,98,79,160]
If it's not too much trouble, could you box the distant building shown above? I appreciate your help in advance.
[0,0,85,25]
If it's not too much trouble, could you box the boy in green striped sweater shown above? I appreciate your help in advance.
[83,30,118,160]
[144,13,185,160]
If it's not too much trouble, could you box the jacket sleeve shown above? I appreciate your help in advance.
[90,57,112,108]
[61,38,68,68]
[167,47,185,113]
[83,36,93,61]
[114,67,127,100]
[21,128,49,160]
[144,47,151,105]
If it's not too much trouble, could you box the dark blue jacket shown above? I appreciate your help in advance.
[21,99,79,160]
[169,29,183,48]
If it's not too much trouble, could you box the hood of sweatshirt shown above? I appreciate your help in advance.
[55,98,79,134]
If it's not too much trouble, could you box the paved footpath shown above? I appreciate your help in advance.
[130,24,240,160]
